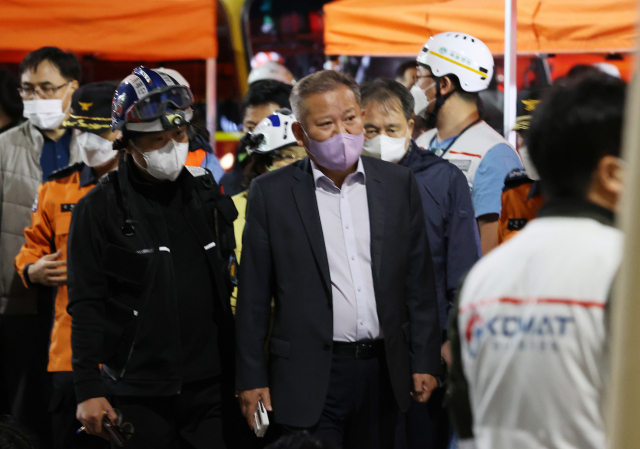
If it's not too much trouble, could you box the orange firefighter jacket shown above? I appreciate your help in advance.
[14,163,102,372]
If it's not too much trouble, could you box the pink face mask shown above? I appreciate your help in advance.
[306,132,365,171]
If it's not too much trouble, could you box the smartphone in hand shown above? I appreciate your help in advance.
[254,400,269,437]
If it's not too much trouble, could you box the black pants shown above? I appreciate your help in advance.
[110,377,225,449]
[51,372,109,449]
[395,389,450,449]
[286,352,398,449]
[0,311,53,448]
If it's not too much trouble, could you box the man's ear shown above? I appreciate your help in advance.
[440,75,455,96]
[292,121,306,147]
[597,155,624,200]
[407,118,415,137]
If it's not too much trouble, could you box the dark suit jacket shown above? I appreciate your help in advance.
[235,156,441,428]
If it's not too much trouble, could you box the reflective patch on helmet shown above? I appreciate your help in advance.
[141,70,152,85]
[115,93,126,117]
[124,74,148,99]
[157,72,176,86]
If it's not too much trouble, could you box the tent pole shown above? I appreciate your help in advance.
[503,0,517,147]
[206,57,217,154]
[609,44,640,449]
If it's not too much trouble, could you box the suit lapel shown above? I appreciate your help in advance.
[363,158,387,281]
[291,160,332,295]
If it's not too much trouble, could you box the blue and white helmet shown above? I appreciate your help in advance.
[245,110,298,155]
[111,66,194,132]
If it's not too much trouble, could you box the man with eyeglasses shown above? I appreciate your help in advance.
[0,46,82,444]
[412,33,522,256]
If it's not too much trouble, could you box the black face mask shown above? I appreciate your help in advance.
[426,81,456,129]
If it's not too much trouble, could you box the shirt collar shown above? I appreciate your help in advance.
[79,163,99,188]
[537,198,615,227]
[310,158,366,191]
[429,134,457,152]
[42,128,72,144]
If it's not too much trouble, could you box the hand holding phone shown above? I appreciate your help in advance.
[253,400,270,437]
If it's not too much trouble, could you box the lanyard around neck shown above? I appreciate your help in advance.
[430,119,481,157]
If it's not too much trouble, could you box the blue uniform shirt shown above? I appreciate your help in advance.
[472,143,522,217]
[40,130,71,181]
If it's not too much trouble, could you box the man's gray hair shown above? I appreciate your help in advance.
[290,70,362,124]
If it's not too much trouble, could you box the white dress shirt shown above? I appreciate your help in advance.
[311,159,381,342]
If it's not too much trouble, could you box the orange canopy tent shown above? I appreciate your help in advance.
[0,0,218,63]
[0,0,219,144]
[324,0,638,56]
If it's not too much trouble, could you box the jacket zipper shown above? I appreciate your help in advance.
[119,309,139,379]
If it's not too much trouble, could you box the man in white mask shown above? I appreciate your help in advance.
[14,82,119,449]
[412,33,522,255]
[0,46,82,442]
[361,78,480,449]
[67,67,239,449]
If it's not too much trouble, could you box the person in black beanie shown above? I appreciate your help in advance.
[0,69,23,134]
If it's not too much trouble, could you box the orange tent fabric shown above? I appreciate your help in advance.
[324,0,444,56]
[324,0,638,56]
[425,0,539,54]
[535,0,637,53]
[0,0,217,63]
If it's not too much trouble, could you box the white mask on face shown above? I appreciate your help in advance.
[23,84,71,130]
[132,139,189,182]
[410,82,436,117]
[76,131,118,167]
[362,131,409,164]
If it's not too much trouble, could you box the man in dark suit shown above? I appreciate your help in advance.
[236,70,442,449]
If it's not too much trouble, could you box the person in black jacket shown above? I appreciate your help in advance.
[66,67,238,449]
[236,70,442,449]
[361,79,480,449]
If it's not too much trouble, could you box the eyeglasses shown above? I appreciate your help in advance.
[18,82,69,99]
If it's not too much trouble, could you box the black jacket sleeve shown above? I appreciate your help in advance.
[447,276,474,439]
[235,180,273,391]
[67,193,109,403]
[406,170,442,375]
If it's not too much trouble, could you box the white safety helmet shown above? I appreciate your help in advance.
[248,62,296,86]
[417,32,494,92]
[246,110,298,155]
